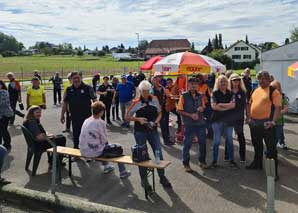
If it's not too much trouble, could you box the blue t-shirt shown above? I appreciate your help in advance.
[127,75,134,83]
[116,82,135,103]
[160,78,167,87]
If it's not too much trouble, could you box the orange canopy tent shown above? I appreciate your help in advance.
[140,56,163,71]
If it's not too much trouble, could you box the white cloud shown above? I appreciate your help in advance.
[0,0,297,49]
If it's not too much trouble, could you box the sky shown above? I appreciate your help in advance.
[0,0,298,50]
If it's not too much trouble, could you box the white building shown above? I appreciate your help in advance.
[225,40,261,62]
[261,41,298,113]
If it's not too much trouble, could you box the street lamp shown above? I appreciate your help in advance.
[135,32,140,58]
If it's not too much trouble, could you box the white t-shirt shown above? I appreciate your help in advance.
[79,116,107,158]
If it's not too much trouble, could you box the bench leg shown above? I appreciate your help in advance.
[68,155,72,177]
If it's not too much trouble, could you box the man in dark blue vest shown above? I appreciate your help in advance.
[177,77,207,172]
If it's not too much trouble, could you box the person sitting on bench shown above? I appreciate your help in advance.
[79,101,131,179]
[23,105,66,169]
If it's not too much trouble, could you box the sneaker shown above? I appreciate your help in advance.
[229,161,239,169]
[0,177,11,185]
[224,157,229,162]
[183,165,193,173]
[160,176,172,188]
[62,129,70,133]
[103,165,115,174]
[120,170,131,179]
[240,160,246,164]
[107,121,112,125]
[280,144,288,150]
[199,162,208,169]
[86,158,93,163]
[71,157,79,162]
[116,117,121,121]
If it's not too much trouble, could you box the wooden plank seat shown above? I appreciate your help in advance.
[47,146,171,198]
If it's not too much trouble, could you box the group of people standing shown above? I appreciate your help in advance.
[0,67,289,188]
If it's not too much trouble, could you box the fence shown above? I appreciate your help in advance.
[0,67,141,84]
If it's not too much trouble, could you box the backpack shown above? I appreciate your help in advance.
[102,144,124,158]
[131,144,150,162]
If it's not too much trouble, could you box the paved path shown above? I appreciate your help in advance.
[2,91,298,213]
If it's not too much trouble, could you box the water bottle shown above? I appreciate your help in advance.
[155,150,160,164]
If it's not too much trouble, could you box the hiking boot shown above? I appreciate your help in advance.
[164,141,175,146]
[120,170,131,179]
[103,165,115,174]
[160,176,172,188]
[183,164,193,173]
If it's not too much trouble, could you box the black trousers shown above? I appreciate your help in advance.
[0,117,11,149]
[250,124,278,174]
[9,98,24,124]
[72,118,85,149]
[112,98,120,119]
[66,110,71,130]
[225,121,246,161]
[53,87,61,104]
[102,100,112,123]
[160,108,170,144]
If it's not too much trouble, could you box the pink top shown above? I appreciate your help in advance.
[79,116,107,158]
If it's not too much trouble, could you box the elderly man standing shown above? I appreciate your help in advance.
[246,71,281,181]
[60,71,97,149]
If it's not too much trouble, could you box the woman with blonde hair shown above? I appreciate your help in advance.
[223,73,247,162]
[210,75,237,168]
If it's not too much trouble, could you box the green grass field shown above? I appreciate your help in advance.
[0,54,141,75]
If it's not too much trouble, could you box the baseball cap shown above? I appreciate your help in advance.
[121,74,127,79]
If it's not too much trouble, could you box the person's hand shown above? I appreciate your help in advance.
[18,97,22,103]
[138,117,148,125]
[191,113,199,120]
[60,115,65,124]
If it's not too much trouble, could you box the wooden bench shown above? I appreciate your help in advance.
[47,146,171,198]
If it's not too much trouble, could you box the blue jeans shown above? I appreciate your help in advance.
[212,122,234,162]
[182,124,206,165]
[275,125,285,145]
[0,145,7,175]
[134,131,165,180]
[120,101,132,125]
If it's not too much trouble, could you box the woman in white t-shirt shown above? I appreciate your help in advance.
[79,101,130,178]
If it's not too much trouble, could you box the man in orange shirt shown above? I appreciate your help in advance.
[246,71,281,180]
[173,74,187,94]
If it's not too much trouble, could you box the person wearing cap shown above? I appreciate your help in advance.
[111,77,121,121]
[62,73,72,133]
[127,71,134,83]
[113,74,135,128]
[177,77,207,172]
[223,74,247,163]
[60,71,97,149]
[246,71,281,181]
[6,72,24,124]
[26,77,46,110]
[97,76,114,125]
[49,72,63,105]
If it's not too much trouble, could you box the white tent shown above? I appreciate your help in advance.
[261,41,298,113]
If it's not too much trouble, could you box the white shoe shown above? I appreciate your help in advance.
[103,165,115,174]
[120,170,131,179]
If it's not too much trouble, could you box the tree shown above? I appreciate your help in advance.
[285,38,290,45]
[259,42,279,51]
[77,47,83,56]
[208,49,232,69]
[213,34,219,49]
[190,42,197,53]
[138,40,148,51]
[218,34,223,49]
[245,35,249,44]
[290,26,298,42]
[0,32,24,55]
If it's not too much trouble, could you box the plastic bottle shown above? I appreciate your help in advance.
[155,150,160,164]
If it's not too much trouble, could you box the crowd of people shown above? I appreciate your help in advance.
[0,68,290,189]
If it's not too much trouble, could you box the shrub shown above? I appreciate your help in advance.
[1,50,17,57]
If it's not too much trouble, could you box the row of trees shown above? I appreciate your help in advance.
[0,32,24,57]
